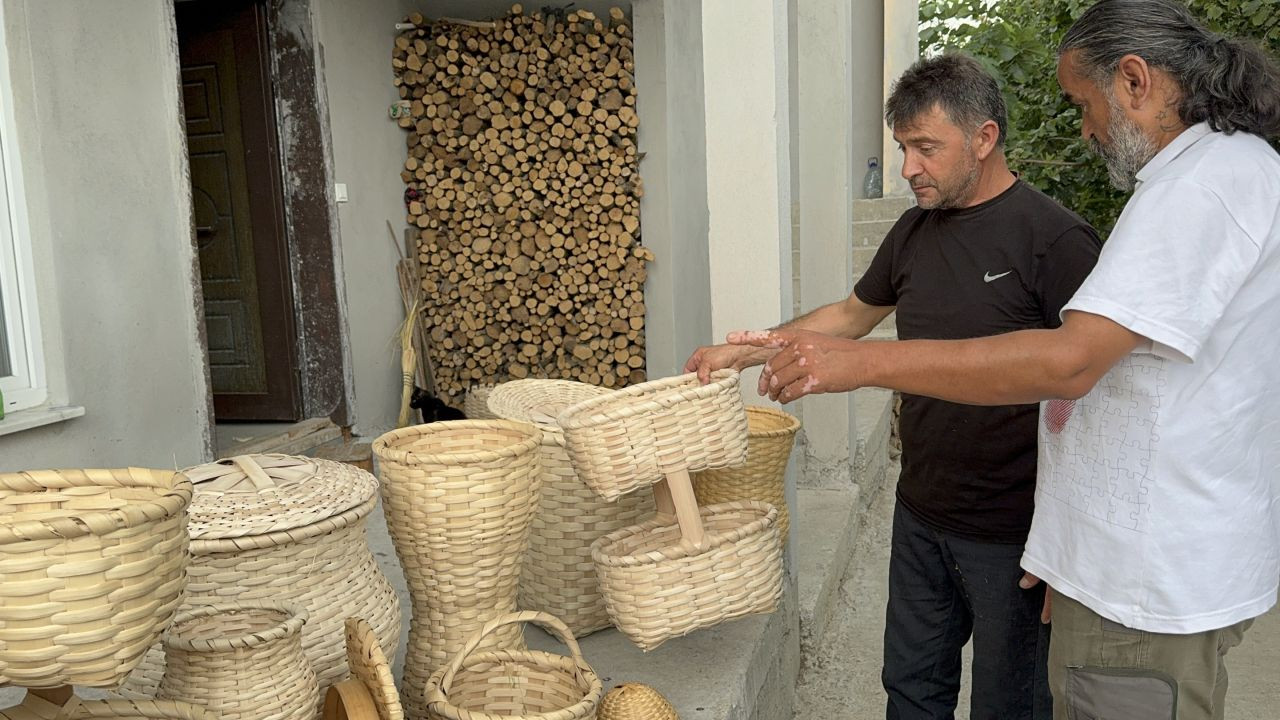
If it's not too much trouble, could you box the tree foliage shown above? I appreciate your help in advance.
[920,0,1280,232]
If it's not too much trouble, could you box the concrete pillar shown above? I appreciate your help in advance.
[701,0,793,402]
[793,0,858,487]
[882,0,920,197]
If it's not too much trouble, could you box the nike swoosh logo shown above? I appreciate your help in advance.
[984,270,1013,283]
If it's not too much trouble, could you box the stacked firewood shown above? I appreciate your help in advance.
[392,5,650,402]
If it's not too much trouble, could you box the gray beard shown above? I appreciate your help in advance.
[1091,99,1159,192]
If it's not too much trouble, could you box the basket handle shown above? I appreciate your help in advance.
[653,468,706,552]
[443,611,589,679]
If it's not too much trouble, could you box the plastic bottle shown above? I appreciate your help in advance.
[862,156,883,199]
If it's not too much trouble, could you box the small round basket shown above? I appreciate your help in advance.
[0,468,191,688]
[598,684,678,720]
[591,500,784,651]
[55,699,212,720]
[425,611,603,720]
[692,406,800,542]
[558,370,749,501]
[487,379,654,637]
[157,603,318,720]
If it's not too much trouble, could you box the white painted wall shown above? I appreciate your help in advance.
[882,0,919,197]
[0,0,211,472]
[312,0,421,438]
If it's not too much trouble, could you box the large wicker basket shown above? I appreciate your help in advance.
[0,468,191,688]
[558,370,749,501]
[424,612,603,720]
[122,455,401,696]
[692,406,800,543]
[488,379,655,637]
[157,603,318,720]
[592,500,783,651]
[373,421,541,720]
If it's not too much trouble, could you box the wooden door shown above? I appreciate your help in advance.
[179,0,301,421]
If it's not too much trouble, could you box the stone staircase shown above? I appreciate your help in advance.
[853,196,914,339]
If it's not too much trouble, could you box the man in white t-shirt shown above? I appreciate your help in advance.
[727,1,1280,718]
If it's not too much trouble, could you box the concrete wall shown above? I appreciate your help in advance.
[312,0,420,438]
[0,0,212,471]
[882,0,919,197]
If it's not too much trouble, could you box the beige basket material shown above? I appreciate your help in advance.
[463,385,498,419]
[591,500,784,651]
[489,379,654,636]
[425,611,603,720]
[55,699,213,720]
[343,618,403,720]
[158,603,319,720]
[558,370,749,501]
[598,684,678,720]
[120,495,402,696]
[0,468,192,688]
[691,406,800,542]
[183,454,376,539]
[373,420,542,720]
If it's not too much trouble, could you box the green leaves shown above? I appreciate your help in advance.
[920,0,1279,234]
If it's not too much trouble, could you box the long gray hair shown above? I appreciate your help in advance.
[1060,0,1280,139]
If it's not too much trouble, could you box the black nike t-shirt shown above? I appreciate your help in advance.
[854,180,1102,543]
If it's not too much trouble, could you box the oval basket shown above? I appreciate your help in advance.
[592,500,784,651]
[487,379,655,636]
[373,420,542,720]
[558,370,749,501]
[0,468,191,688]
[692,406,800,543]
[424,611,603,720]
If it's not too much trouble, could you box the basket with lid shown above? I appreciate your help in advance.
[559,370,784,650]
[120,454,401,696]
[0,468,191,688]
[487,379,654,637]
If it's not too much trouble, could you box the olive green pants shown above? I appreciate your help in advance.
[1048,592,1253,720]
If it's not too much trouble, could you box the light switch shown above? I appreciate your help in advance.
[335,183,349,203]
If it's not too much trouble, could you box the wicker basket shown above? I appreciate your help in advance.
[122,455,401,696]
[592,500,783,651]
[373,421,542,720]
[56,699,212,720]
[558,370,749,501]
[598,684,677,720]
[424,612,603,720]
[464,384,498,419]
[0,468,191,688]
[488,379,655,636]
[692,406,800,543]
[157,603,318,720]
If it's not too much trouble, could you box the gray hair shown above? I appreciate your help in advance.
[885,53,1008,146]
[1060,0,1280,139]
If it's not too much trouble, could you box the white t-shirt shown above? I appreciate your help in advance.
[1021,123,1280,634]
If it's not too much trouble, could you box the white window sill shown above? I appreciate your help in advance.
[0,404,85,437]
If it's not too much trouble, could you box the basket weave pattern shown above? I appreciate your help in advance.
[692,406,800,542]
[56,699,212,720]
[345,617,404,720]
[488,379,655,636]
[598,684,678,720]
[373,421,542,720]
[158,604,318,720]
[591,500,783,651]
[463,385,497,419]
[425,611,603,720]
[0,468,191,688]
[558,371,749,501]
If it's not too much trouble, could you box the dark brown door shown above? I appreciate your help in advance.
[179,0,300,421]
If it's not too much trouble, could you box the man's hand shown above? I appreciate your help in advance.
[683,343,775,385]
[1019,572,1052,624]
[727,329,863,403]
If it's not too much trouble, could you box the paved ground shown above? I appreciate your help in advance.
[794,464,1279,719]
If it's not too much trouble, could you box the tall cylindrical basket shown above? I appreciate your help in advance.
[488,379,655,636]
[373,420,541,720]
[692,406,800,542]
[157,603,318,720]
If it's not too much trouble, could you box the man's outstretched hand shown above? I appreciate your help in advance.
[683,343,775,385]
[727,329,863,403]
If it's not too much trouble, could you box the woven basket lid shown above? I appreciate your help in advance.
[183,454,377,539]
[599,683,678,720]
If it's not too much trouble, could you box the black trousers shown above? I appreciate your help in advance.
[882,503,1052,720]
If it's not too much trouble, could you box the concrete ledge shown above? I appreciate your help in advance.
[797,486,860,655]
[854,388,895,515]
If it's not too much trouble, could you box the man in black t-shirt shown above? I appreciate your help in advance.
[686,54,1100,719]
